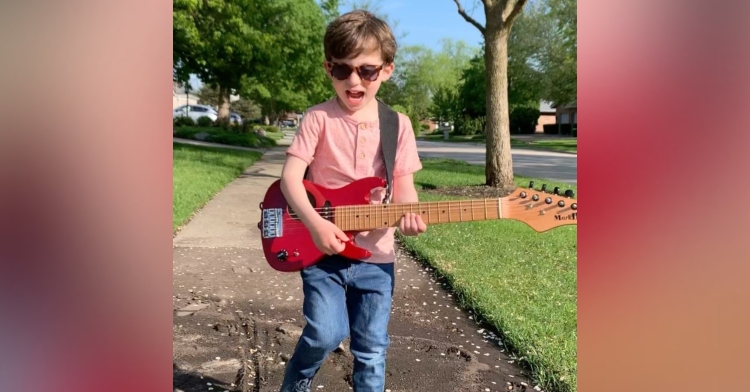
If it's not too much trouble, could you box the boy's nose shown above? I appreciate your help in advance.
[346,70,362,84]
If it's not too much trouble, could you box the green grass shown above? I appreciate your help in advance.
[417,133,577,153]
[399,158,577,392]
[511,138,577,153]
[173,143,262,231]
[419,133,486,143]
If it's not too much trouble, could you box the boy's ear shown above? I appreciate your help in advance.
[381,62,395,81]
[322,61,331,79]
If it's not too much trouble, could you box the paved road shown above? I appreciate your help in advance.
[416,140,578,185]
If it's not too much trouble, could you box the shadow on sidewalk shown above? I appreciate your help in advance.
[174,363,239,392]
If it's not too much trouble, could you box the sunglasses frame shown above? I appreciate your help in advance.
[325,61,386,82]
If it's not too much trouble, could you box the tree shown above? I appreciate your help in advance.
[241,0,329,124]
[195,85,221,108]
[174,0,327,122]
[453,0,528,188]
[537,0,576,106]
[318,0,341,23]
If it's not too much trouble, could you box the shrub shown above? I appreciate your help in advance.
[421,123,430,131]
[454,115,485,136]
[509,106,540,134]
[174,116,195,127]
[197,116,215,127]
[263,125,280,133]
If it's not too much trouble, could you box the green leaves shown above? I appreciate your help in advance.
[174,0,328,119]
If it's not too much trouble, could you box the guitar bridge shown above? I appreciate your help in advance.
[261,208,283,238]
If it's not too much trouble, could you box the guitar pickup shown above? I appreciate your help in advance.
[261,208,283,238]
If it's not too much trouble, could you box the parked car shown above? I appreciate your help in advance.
[230,112,242,125]
[173,104,218,122]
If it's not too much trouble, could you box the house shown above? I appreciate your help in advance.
[536,100,556,132]
[173,81,199,109]
[554,101,577,136]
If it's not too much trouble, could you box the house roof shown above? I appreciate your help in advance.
[539,100,555,113]
[552,100,577,109]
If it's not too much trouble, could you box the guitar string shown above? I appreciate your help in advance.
[269,203,516,234]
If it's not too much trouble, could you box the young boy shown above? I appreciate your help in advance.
[278,9,427,392]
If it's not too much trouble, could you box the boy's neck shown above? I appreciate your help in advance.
[335,96,379,122]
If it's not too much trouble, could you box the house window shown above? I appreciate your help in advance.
[560,113,569,123]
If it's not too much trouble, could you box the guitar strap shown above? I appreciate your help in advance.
[304,99,399,204]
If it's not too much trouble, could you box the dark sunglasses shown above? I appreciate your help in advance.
[326,61,385,82]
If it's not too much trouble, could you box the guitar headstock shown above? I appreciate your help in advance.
[501,182,577,232]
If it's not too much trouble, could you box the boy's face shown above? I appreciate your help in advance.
[325,48,394,115]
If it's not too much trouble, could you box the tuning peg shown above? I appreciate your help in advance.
[564,190,575,198]
[571,203,578,210]
[553,186,560,195]
[541,184,547,193]
[528,181,535,189]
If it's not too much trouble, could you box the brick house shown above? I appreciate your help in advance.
[536,100,556,132]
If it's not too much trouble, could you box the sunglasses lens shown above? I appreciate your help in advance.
[330,64,353,80]
[358,66,379,81]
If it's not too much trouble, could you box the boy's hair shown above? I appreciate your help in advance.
[324,10,397,63]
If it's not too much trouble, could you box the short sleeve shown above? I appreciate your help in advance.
[286,111,321,165]
[393,113,422,178]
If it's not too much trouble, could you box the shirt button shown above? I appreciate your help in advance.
[359,137,366,143]
[359,152,365,159]
[359,123,366,130]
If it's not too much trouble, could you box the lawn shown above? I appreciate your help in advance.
[511,138,577,154]
[398,158,578,392]
[173,143,263,231]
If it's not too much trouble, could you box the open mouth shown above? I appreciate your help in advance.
[346,90,365,104]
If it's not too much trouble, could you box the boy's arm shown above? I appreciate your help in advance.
[279,155,349,254]
[392,173,427,236]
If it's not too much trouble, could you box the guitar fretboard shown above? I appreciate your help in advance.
[334,199,502,232]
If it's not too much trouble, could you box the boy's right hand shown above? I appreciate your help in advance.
[308,217,349,255]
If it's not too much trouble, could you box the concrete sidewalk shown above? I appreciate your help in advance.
[172,145,538,392]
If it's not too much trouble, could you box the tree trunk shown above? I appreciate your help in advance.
[484,25,515,189]
[217,85,231,121]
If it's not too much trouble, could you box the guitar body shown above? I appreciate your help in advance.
[259,177,387,272]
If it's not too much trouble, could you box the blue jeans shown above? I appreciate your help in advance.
[280,255,395,392]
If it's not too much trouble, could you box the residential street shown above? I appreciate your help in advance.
[415,140,578,185]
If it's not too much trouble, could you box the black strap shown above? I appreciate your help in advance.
[377,99,398,204]
[304,99,400,204]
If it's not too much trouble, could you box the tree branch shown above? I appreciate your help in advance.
[453,0,486,35]
[503,0,528,26]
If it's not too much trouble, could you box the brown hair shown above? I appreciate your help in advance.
[324,10,397,63]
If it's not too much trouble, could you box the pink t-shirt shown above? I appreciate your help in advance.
[286,98,422,263]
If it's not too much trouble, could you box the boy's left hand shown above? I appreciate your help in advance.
[398,212,427,236]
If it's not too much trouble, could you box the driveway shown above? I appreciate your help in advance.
[416,140,578,185]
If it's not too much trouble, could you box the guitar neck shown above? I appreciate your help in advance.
[334,199,502,232]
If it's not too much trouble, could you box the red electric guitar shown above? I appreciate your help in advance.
[258,177,577,272]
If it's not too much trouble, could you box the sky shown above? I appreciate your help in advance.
[188,0,488,90]
[356,0,486,50]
